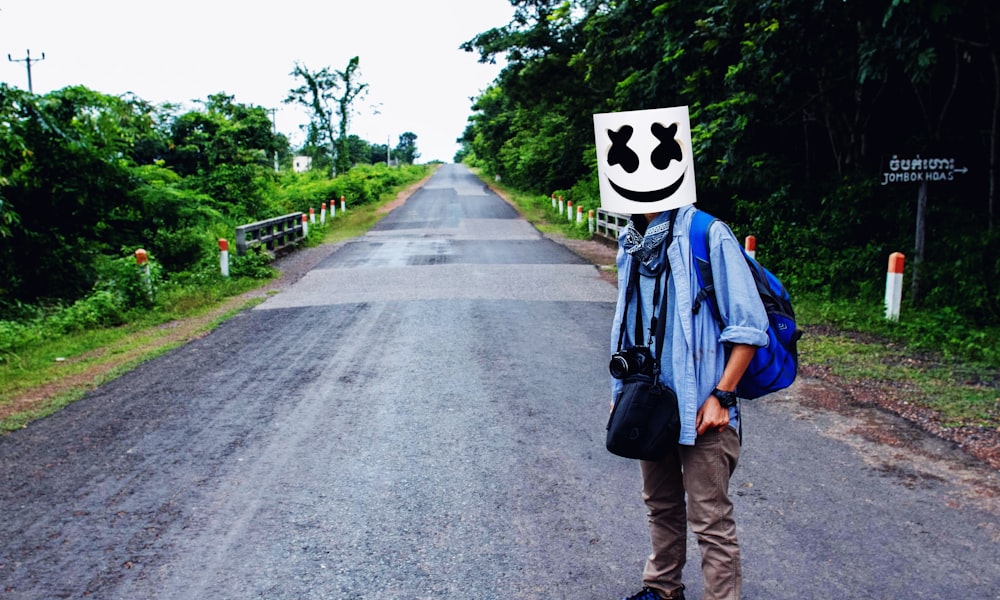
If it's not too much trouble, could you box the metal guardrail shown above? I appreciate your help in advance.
[594,208,629,242]
[235,212,305,256]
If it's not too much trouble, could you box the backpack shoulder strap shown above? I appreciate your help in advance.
[689,209,721,322]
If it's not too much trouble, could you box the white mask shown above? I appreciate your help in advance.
[593,106,697,215]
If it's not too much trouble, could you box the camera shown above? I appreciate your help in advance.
[609,346,654,379]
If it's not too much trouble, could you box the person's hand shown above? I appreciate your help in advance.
[696,394,731,435]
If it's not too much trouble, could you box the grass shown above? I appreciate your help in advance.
[795,297,999,430]
[798,326,998,428]
[0,292,268,432]
[488,181,597,241]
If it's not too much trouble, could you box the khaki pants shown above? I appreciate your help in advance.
[640,427,742,600]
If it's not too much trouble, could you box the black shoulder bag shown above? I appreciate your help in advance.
[606,223,680,461]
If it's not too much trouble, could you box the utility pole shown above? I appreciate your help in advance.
[8,49,44,93]
[267,108,279,173]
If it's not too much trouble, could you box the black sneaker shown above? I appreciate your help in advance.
[622,587,685,600]
[622,588,662,600]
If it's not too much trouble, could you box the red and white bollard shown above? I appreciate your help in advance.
[340,196,346,213]
[551,193,557,210]
[884,252,905,321]
[576,205,584,224]
[321,202,327,225]
[744,235,756,260]
[330,199,336,218]
[566,200,573,222]
[219,239,230,277]
[309,207,316,224]
[302,213,309,237]
[134,248,152,298]
[558,195,564,216]
[588,209,595,234]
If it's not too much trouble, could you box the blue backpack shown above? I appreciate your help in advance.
[690,210,801,399]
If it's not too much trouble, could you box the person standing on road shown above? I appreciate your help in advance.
[593,107,769,600]
[612,205,767,600]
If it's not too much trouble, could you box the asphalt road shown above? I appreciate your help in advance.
[1,164,998,599]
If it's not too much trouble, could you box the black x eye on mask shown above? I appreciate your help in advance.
[608,125,641,173]
[650,122,682,169]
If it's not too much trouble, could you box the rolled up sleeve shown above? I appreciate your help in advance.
[709,223,769,348]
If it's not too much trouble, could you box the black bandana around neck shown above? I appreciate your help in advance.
[623,211,675,275]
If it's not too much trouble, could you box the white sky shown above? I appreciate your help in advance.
[0,0,513,162]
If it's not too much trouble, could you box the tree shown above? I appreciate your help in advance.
[332,57,369,175]
[873,0,1000,301]
[0,84,294,308]
[286,62,340,174]
[285,57,368,176]
[461,1,597,190]
[369,141,390,165]
[167,93,284,219]
[394,132,419,164]
[345,134,373,166]
[0,86,141,302]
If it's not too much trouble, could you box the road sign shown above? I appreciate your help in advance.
[881,155,967,185]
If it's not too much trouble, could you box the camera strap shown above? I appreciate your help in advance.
[615,211,677,373]
[615,255,643,352]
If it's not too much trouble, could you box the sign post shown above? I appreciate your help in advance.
[880,154,967,302]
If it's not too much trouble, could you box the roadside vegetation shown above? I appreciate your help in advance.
[0,166,431,432]
[0,55,432,431]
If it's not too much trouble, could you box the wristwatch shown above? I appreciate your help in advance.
[712,388,738,408]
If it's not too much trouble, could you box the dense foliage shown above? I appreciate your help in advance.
[0,82,422,319]
[459,0,1000,332]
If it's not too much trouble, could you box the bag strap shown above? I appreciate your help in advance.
[690,209,722,324]
[650,211,677,377]
[650,252,670,377]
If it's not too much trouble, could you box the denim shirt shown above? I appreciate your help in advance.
[610,204,769,446]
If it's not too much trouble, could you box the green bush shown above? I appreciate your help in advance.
[920,229,1000,325]
[133,179,227,273]
[331,174,375,206]
[274,171,339,213]
[276,164,427,214]
[94,252,162,309]
[229,247,276,279]
[0,319,38,361]
[147,227,214,274]
[47,290,127,332]
[0,261,146,360]
[198,163,281,221]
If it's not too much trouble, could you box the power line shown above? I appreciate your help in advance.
[8,49,45,93]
